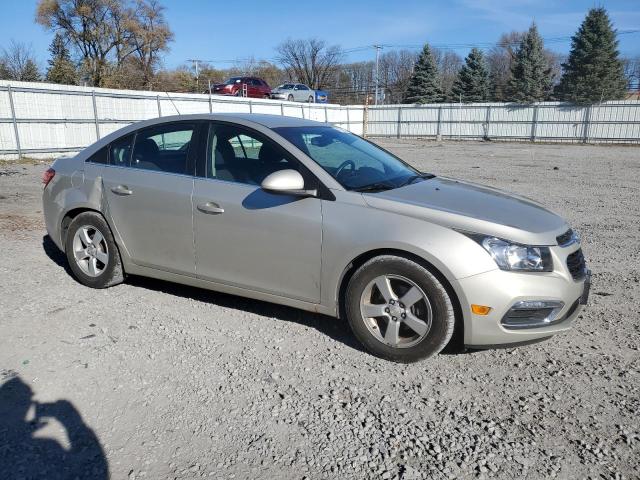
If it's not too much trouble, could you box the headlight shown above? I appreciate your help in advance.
[467,234,553,272]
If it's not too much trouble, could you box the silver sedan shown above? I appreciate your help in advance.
[270,83,316,102]
[42,114,589,362]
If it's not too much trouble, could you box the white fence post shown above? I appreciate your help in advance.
[436,106,442,141]
[530,104,539,142]
[484,105,492,140]
[156,95,162,117]
[397,107,402,139]
[91,90,100,140]
[7,85,21,159]
[583,105,592,144]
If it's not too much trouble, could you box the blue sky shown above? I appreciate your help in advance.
[1,0,639,70]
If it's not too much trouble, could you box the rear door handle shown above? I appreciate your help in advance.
[197,202,224,215]
[111,185,133,196]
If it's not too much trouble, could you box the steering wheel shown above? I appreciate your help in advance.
[335,160,355,179]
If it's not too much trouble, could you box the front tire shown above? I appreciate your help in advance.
[65,212,124,289]
[345,255,455,363]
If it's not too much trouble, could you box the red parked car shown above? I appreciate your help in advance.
[211,77,272,98]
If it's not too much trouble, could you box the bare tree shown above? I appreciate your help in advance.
[624,56,640,93]
[486,31,524,101]
[127,0,173,88]
[276,38,343,89]
[36,0,173,87]
[0,40,41,81]
[378,49,418,103]
[432,49,463,100]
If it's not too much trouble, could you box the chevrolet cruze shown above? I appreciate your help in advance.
[42,114,590,362]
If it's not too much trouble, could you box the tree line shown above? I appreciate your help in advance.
[0,2,637,105]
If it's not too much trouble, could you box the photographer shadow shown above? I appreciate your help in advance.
[0,376,108,480]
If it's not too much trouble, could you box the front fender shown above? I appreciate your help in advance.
[319,194,497,315]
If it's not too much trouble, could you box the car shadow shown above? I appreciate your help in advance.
[0,374,109,480]
[42,234,364,353]
[42,234,469,357]
[127,275,367,353]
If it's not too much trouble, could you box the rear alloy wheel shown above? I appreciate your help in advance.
[65,212,124,289]
[308,96,314,103]
[345,255,455,362]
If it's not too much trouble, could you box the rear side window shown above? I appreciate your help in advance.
[131,123,194,175]
[110,134,134,167]
[86,146,108,164]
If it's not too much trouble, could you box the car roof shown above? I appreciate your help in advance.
[87,114,326,152]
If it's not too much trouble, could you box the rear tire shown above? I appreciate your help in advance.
[65,212,124,289]
[308,96,314,103]
[345,255,455,363]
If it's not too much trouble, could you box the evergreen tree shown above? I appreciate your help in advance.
[506,23,553,102]
[46,33,77,85]
[556,8,627,103]
[404,44,444,103]
[21,59,41,82]
[451,48,490,102]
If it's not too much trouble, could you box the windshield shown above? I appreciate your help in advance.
[277,84,294,89]
[273,126,426,191]
[225,77,242,84]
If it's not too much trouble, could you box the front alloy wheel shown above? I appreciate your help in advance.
[345,255,455,362]
[360,275,432,348]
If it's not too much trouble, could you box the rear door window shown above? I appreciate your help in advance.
[131,123,195,175]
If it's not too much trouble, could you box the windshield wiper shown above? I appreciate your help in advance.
[352,182,396,193]
[399,173,436,187]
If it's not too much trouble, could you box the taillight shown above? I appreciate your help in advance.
[42,168,55,188]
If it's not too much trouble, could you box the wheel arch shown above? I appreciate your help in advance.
[335,248,465,352]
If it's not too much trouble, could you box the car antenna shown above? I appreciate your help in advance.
[164,91,181,115]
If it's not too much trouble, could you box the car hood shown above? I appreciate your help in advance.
[362,176,568,245]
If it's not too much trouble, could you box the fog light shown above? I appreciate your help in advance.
[501,300,564,329]
[471,304,492,315]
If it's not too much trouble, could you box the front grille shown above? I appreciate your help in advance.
[567,248,586,280]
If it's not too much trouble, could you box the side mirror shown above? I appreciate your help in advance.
[261,169,316,197]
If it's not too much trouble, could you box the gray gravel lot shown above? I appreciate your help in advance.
[1,139,639,479]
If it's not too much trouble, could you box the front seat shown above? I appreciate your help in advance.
[132,138,160,170]
[214,138,252,184]
[257,142,288,181]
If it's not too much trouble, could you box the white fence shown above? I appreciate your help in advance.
[0,80,639,159]
[367,101,640,143]
[0,80,363,160]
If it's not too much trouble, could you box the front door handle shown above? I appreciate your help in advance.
[197,202,224,215]
[111,185,133,196]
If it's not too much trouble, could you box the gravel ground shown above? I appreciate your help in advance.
[1,140,639,479]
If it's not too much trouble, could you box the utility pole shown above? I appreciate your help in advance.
[188,59,201,91]
[373,45,382,105]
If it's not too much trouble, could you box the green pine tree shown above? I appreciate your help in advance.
[506,23,553,103]
[46,33,77,85]
[21,59,41,82]
[451,48,490,102]
[556,8,627,103]
[404,44,444,103]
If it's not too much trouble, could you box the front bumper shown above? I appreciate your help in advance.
[454,266,589,348]
[271,93,287,100]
